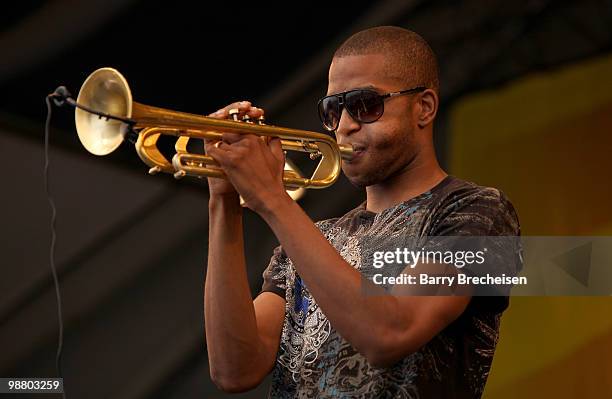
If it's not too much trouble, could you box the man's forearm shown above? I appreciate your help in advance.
[204,195,263,382]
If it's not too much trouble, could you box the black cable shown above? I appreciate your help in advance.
[42,87,135,398]
[44,95,67,399]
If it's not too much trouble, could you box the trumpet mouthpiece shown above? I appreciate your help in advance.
[339,144,354,160]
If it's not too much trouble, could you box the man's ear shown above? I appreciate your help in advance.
[417,89,438,128]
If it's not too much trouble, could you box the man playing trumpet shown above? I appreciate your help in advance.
[204,26,520,398]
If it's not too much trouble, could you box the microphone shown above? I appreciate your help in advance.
[49,86,73,107]
[47,85,134,126]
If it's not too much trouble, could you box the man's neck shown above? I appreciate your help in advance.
[364,157,447,214]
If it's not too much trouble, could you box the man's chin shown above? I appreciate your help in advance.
[342,158,382,187]
[343,160,397,187]
[344,170,383,188]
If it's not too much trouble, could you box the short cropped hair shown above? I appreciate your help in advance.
[333,26,440,94]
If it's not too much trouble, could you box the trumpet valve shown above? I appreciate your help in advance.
[242,115,253,123]
[229,108,240,121]
[257,115,265,125]
[173,170,186,179]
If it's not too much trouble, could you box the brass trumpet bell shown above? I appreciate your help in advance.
[75,68,133,155]
[74,67,353,197]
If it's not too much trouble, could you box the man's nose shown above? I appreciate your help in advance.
[335,108,360,138]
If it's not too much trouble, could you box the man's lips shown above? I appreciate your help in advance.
[345,144,366,162]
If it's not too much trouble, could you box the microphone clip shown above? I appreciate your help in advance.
[49,86,73,107]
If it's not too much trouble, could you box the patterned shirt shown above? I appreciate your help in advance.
[260,175,521,398]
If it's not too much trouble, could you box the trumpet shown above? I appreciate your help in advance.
[68,67,353,199]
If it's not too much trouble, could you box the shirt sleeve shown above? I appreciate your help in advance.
[430,186,520,237]
[260,245,289,299]
[259,219,335,300]
[428,186,522,313]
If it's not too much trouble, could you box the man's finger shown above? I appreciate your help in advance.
[245,106,265,119]
[208,101,252,119]
[221,132,260,144]
[204,139,228,153]
[269,137,285,163]
[206,142,231,161]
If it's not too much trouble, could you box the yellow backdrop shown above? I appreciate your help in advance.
[448,52,612,398]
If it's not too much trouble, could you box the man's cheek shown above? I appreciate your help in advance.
[369,130,397,151]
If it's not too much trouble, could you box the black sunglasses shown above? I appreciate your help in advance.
[317,86,427,132]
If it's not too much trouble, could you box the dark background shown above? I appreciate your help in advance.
[1,0,611,398]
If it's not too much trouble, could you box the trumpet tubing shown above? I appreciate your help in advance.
[74,67,353,194]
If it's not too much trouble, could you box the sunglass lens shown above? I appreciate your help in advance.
[346,90,384,123]
[319,96,340,131]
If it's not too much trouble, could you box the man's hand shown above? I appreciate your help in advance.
[205,101,268,200]
[207,105,290,214]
